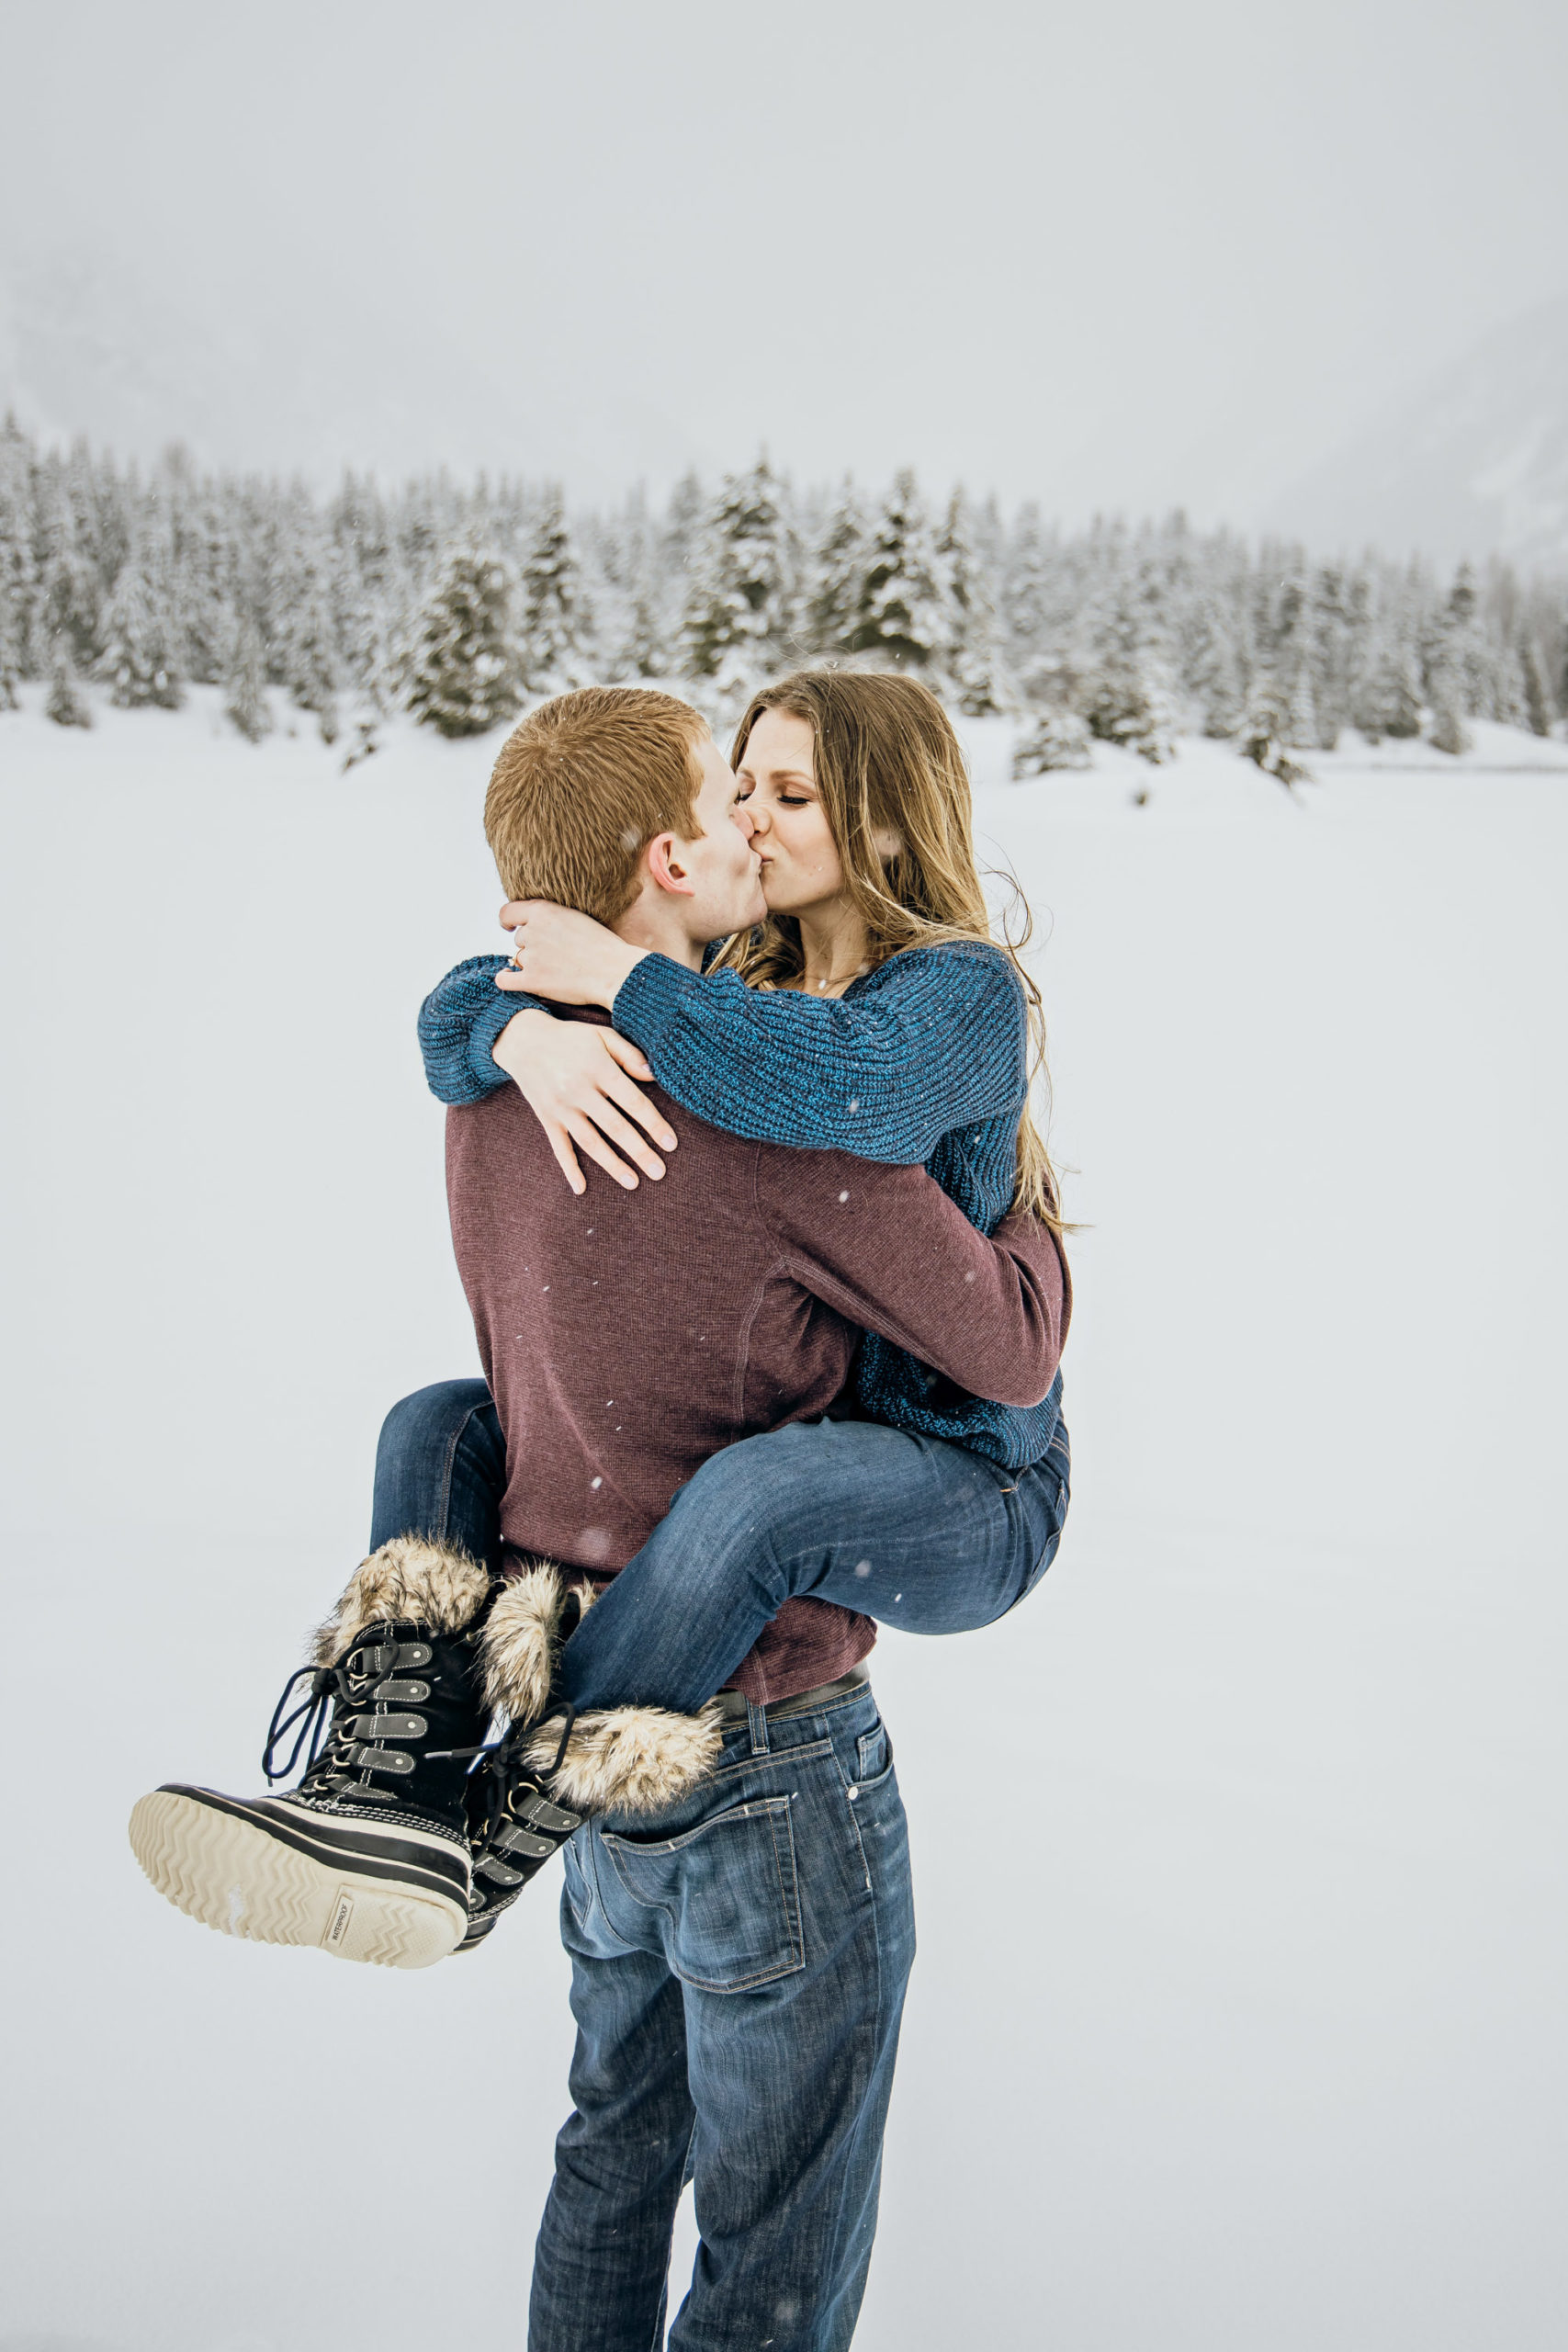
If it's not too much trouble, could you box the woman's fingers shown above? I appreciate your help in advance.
[496,965,536,991]
[562,1110,642,1191]
[544,1121,588,1197]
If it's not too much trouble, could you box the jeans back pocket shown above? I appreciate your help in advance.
[601,1795,805,1993]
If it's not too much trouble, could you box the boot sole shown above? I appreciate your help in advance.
[129,1787,467,1969]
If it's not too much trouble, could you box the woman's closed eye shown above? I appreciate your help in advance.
[737,784,813,807]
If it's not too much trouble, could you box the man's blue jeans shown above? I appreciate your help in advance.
[370,1386,1071,1715]
[532,1679,916,2351]
[367,1392,1064,2344]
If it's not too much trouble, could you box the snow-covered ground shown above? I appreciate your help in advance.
[3,689,1566,2352]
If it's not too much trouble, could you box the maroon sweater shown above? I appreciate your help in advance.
[446,1065,1070,1702]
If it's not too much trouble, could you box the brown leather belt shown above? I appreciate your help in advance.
[710,1662,871,1724]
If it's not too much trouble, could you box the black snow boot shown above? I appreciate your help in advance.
[457,1563,724,1953]
[128,1538,493,1970]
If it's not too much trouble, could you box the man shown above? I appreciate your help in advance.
[132,687,1066,2351]
[446,689,1064,2350]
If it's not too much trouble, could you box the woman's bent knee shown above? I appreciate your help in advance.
[377,1378,493,1455]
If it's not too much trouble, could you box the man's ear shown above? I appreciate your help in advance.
[646,831,695,898]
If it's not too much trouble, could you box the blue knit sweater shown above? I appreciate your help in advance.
[418,940,1064,1468]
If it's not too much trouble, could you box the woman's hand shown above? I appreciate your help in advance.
[495,899,649,1009]
[491,1010,677,1195]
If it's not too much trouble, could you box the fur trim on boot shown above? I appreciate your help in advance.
[523,1702,725,1816]
[480,1562,599,1723]
[312,1536,491,1666]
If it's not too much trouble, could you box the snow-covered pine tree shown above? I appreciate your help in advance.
[1002,503,1053,683]
[97,542,184,708]
[594,490,666,681]
[845,469,951,676]
[0,424,35,707]
[223,616,273,741]
[1254,562,1312,736]
[681,458,797,715]
[1351,621,1422,741]
[937,488,1008,715]
[517,489,593,695]
[1518,635,1551,737]
[274,530,341,727]
[168,479,233,686]
[972,493,1007,582]
[621,560,668,682]
[46,642,93,727]
[1237,670,1308,786]
[663,469,705,574]
[0,594,19,709]
[1285,659,1319,750]
[1080,585,1176,763]
[1426,651,1472,755]
[329,473,400,708]
[1307,565,1351,748]
[806,478,868,660]
[1188,601,1247,736]
[1438,563,1490,718]
[405,541,522,736]
[38,520,104,676]
[1010,707,1092,776]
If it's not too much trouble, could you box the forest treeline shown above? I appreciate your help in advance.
[3,417,1563,776]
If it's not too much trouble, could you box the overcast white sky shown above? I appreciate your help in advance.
[3,0,1566,518]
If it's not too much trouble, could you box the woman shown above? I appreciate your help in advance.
[395,670,1072,1938]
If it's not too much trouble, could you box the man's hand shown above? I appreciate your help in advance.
[491,1010,677,1195]
[496,899,649,1009]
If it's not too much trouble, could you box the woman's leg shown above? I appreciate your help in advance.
[558,1414,1071,1716]
[369,1377,507,1570]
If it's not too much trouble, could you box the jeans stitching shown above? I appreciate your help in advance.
[708,1736,832,1785]
[819,1720,897,2303]
[580,1827,640,1953]
[766,1800,806,1970]
[601,1796,807,1990]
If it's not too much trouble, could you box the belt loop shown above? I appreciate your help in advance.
[745,1696,771,1757]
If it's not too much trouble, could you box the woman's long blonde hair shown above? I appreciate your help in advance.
[710,670,1066,1238]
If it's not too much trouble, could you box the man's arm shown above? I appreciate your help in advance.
[753,1148,1068,1409]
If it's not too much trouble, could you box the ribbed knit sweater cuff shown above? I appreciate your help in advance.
[610,951,698,1056]
[469,980,540,1091]
[418,956,550,1105]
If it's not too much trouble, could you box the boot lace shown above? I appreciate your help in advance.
[261,1637,441,1799]
[462,1708,583,1901]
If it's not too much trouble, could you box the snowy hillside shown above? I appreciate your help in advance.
[3,698,1567,2352]
[1268,297,1568,570]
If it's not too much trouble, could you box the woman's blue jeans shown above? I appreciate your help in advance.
[370,1385,1070,1714]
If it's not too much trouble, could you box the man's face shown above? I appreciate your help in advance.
[671,731,767,938]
